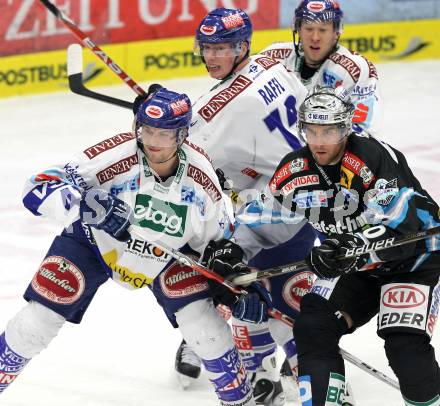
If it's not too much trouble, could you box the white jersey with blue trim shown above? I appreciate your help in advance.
[22,134,234,290]
[261,42,383,137]
[188,53,308,204]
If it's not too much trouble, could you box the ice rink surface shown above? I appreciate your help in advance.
[0,59,439,405]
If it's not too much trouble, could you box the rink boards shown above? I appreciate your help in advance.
[1,19,440,98]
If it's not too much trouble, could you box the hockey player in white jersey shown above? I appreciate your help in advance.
[261,0,383,137]
[0,89,274,406]
[165,8,318,405]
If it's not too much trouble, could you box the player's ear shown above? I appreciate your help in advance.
[240,41,249,57]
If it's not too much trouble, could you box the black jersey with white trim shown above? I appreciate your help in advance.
[246,133,440,274]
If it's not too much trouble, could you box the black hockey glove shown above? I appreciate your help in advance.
[215,168,229,191]
[306,233,368,279]
[132,83,164,115]
[201,239,250,306]
[80,189,133,242]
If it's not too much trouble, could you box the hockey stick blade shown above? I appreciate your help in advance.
[233,225,440,285]
[67,44,134,110]
[40,0,144,95]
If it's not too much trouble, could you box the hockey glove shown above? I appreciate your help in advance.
[201,239,250,306]
[232,282,273,324]
[79,189,133,242]
[215,168,230,191]
[306,233,368,279]
[132,83,164,115]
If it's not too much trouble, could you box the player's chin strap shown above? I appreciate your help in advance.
[137,140,179,166]
[232,226,440,285]
[144,151,178,165]
[128,225,400,391]
[293,31,301,58]
[221,47,250,81]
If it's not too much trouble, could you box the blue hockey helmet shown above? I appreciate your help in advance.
[293,0,344,34]
[135,88,192,146]
[194,8,253,56]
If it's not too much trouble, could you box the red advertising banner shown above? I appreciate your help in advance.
[0,0,279,57]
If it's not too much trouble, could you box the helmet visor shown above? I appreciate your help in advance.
[136,125,179,148]
[300,123,348,145]
[193,40,243,58]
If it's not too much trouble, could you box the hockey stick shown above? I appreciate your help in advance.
[233,225,440,285]
[39,0,144,95]
[340,349,399,390]
[67,44,134,109]
[129,226,400,390]
[128,226,293,327]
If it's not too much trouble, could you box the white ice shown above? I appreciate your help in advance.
[0,59,439,406]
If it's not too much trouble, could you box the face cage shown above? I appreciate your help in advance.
[299,122,350,145]
[134,121,188,148]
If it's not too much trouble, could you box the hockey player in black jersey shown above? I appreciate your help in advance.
[209,85,440,405]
